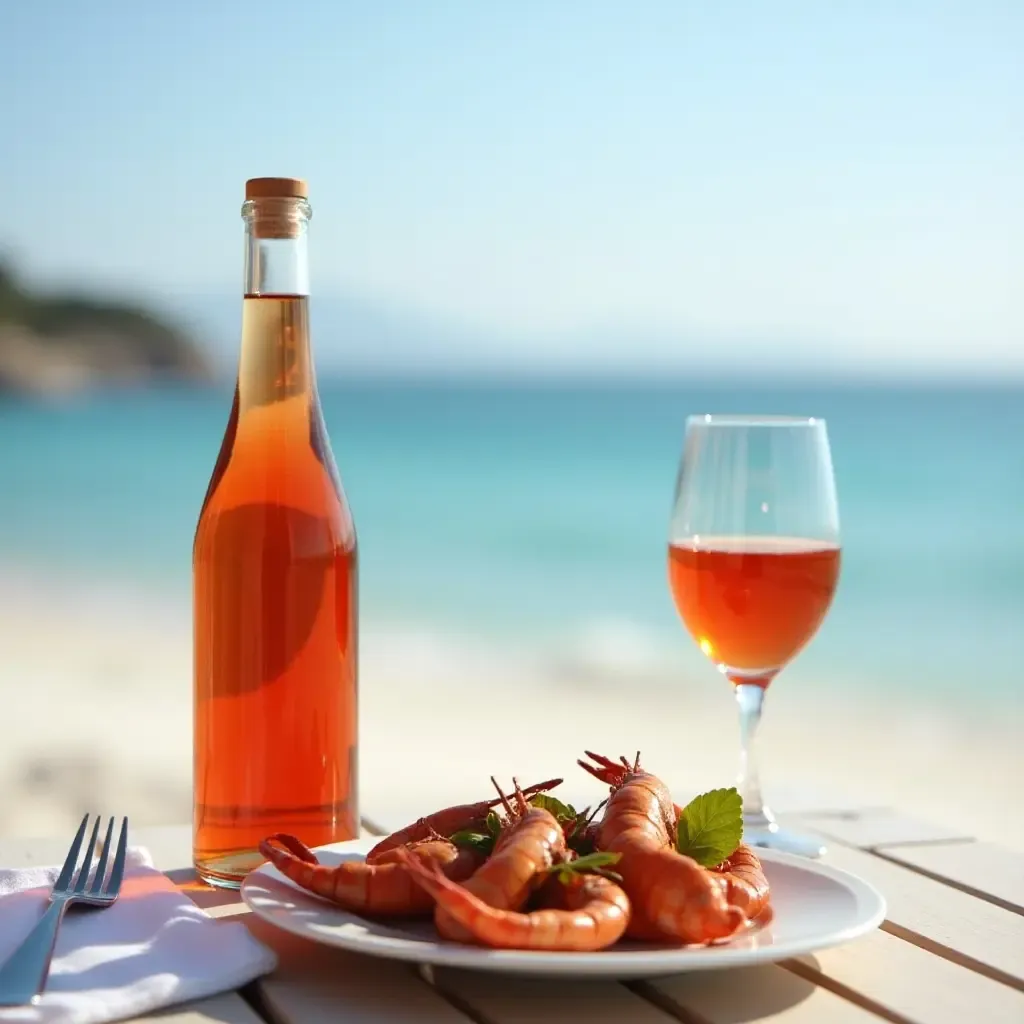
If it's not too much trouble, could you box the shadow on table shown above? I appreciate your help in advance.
[166,867,249,914]
[630,957,825,1022]
[143,991,253,1023]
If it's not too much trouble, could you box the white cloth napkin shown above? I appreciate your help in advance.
[0,847,278,1024]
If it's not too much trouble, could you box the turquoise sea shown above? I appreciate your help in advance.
[1,379,1021,709]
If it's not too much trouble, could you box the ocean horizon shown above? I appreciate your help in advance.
[1,376,1021,719]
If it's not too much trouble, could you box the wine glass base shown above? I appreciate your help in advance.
[744,824,828,859]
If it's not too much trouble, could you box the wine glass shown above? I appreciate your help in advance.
[667,414,841,858]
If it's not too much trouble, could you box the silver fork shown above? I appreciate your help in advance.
[0,814,128,1006]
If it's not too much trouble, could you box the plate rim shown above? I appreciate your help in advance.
[240,836,887,977]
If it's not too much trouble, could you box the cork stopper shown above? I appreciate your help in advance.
[244,177,310,238]
[245,177,309,201]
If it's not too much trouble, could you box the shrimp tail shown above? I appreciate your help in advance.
[263,832,319,864]
[396,846,511,946]
[577,750,642,788]
[393,845,452,896]
[258,833,481,917]
[259,833,345,903]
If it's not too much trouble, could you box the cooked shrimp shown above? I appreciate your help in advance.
[434,777,567,942]
[258,833,483,917]
[578,751,747,945]
[712,844,771,918]
[398,848,630,951]
[365,776,563,862]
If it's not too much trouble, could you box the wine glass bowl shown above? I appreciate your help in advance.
[668,415,841,857]
[667,536,840,688]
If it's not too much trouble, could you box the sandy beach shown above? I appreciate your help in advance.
[2,571,1022,853]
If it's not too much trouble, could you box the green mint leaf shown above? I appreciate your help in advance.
[565,851,620,872]
[485,811,502,837]
[448,830,494,855]
[528,793,577,824]
[546,851,623,884]
[675,787,743,868]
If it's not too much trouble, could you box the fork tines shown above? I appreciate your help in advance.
[56,814,129,897]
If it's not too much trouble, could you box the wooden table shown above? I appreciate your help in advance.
[3,803,1023,1024]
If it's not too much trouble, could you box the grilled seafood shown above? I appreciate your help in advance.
[578,751,750,945]
[258,832,484,917]
[397,846,630,951]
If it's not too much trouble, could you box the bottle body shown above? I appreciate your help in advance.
[192,185,358,888]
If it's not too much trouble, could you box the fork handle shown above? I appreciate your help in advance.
[0,900,70,1006]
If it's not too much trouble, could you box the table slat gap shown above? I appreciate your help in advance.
[122,992,267,1024]
[777,927,1024,1024]
[790,810,974,848]
[623,981,710,1024]
[238,981,278,1024]
[869,837,978,851]
[422,975,504,1024]
[872,841,1024,915]
[632,965,889,1023]
[430,969,679,1024]
[780,956,928,1024]
[788,829,1024,986]
[881,921,1024,994]
[872,850,1024,917]
[244,919,478,1024]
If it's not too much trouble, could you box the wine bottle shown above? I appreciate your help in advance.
[192,177,358,888]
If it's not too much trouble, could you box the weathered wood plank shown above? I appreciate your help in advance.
[816,840,1024,989]
[875,841,1024,915]
[790,809,971,848]
[245,918,473,1024]
[430,968,677,1024]
[124,992,266,1024]
[784,925,1024,1024]
[639,964,882,1023]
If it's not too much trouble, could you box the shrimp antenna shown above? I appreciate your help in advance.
[511,776,530,814]
[519,777,563,799]
[490,775,515,819]
[633,751,642,772]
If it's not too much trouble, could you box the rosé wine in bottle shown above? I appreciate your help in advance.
[192,177,358,888]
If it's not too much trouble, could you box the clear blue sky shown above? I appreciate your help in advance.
[1,1,1021,375]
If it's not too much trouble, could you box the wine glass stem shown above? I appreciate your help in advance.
[735,682,776,830]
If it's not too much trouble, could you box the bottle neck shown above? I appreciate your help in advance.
[242,197,311,297]
[237,196,316,412]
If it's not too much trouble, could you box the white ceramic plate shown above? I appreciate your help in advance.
[240,837,886,979]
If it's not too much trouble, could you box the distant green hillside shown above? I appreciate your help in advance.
[0,260,213,395]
